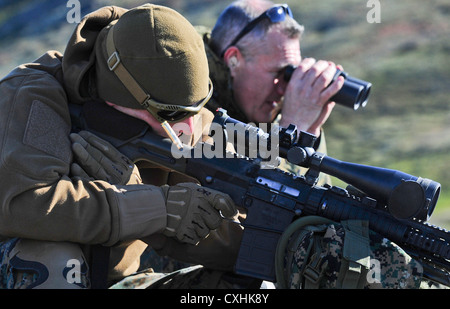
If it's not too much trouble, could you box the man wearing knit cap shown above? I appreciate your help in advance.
[0,4,245,289]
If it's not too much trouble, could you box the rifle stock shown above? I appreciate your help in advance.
[70,103,450,285]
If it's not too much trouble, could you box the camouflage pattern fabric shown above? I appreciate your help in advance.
[0,238,34,289]
[280,217,447,289]
[0,238,89,289]
[0,237,229,289]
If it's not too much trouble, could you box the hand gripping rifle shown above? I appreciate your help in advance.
[70,104,449,286]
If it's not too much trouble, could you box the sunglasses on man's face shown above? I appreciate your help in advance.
[144,79,214,123]
[221,4,293,57]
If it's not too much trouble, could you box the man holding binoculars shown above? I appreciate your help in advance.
[203,0,369,140]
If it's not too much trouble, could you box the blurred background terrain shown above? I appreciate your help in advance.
[0,0,449,227]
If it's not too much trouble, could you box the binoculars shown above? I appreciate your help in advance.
[283,65,372,110]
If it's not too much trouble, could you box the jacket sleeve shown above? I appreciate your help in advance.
[0,69,166,246]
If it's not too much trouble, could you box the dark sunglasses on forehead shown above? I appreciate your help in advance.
[220,4,293,57]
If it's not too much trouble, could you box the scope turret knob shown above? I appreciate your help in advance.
[286,146,307,165]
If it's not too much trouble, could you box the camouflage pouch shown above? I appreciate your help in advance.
[275,216,425,289]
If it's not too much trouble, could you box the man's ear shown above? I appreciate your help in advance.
[223,46,242,76]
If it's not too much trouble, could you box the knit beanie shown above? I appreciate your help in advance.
[94,4,210,109]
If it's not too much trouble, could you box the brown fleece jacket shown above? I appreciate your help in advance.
[0,6,242,281]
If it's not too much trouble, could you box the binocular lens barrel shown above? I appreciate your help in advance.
[283,65,372,110]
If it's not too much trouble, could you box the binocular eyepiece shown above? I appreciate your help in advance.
[283,65,372,110]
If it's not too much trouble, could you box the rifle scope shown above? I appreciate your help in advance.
[213,109,441,222]
[285,129,441,222]
[283,65,372,110]
[316,154,441,221]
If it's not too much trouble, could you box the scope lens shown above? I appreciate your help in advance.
[418,177,441,220]
[387,177,441,221]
